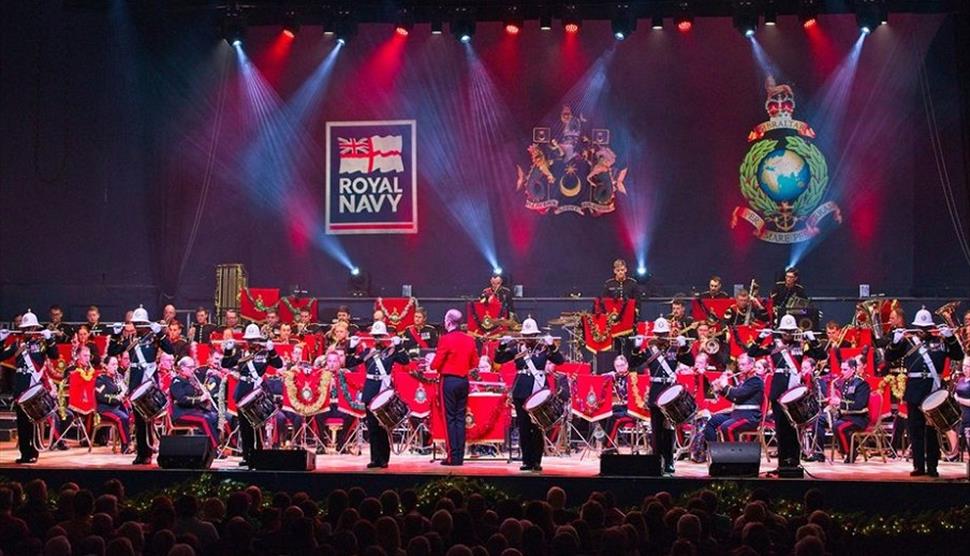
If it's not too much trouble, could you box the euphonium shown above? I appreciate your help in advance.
[702,338,720,355]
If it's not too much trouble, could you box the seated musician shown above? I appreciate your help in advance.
[293,308,318,337]
[170,356,220,450]
[814,358,871,463]
[668,298,694,337]
[276,323,296,345]
[401,307,439,355]
[702,353,764,443]
[694,321,728,371]
[215,309,244,340]
[73,324,102,368]
[721,289,770,326]
[95,356,131,454]
[165,321,189,361]
[187,307,217,345]
[196,351,229,435]
[335,305,359,335]
[64,345,99,444]
[954,358,970,440]
[325,321,351,356]
[481,271,514,318]
[267,344,306,447]
[699,275,730,299]
[261,310,281,340]
[85,305,106,336]
[313,352,356,451]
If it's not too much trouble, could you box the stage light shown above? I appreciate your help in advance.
[611,8,635,41]
[452,10,475,43]
[281,9,299,37]
[219,8,245,46]
[504,6,522,35]
[799,0,818,28]
[637,265,647,277]
[764,2,777,26]
[562,5,581,34]
[395,9,414,36]
[323,20,334,36]
[855,0,885,33]
[675,2,693,32]
[349,269,370,297]
[539,13,553,31]
[651,15,663,30]
[350,267,360,277]
[493,267,503,276]
[733,1,758,38]
[431,18,443,35]
[334,14,356,44]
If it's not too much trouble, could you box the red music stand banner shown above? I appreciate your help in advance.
[583,313,614,353]
[278,296,318,324]
[570,374,614,422]
[692,299,734,321]
[466,301,508,337]
[239,288,281,323]
[375,297,418,330]
[393,370,435,418]
[336,370,367,418]
[68,369,97,414]
[431,393,509,444]
[592,298,636,337]
[626,373,652,421]
[282,368,331,415]
[226,375,238,416]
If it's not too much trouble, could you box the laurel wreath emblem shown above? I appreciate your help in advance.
[739,136,829,217]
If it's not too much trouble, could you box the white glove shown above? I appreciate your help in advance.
[113,323,123,335]
[543,335,554,346]
[804,331,816,342]
[150,322,162,334]
[676,335,687,347]
[940,325,954,338]
[224,339,235,351]
[265,340,275,352]
[391,336,402,346]
[893,330,905,344]
[424,352,436,366]
[758,329,771,339]
[634,336,644,348]
[0,329,9,341]
[41,329,52,341]
[349,336,360,349]
[500,335,513,344]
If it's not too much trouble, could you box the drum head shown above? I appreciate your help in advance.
[239,388,264,405]
[779,386,808,404]
[370,389,395,409]
[524,389,551,410]
[17,384,45,402]
[921,389,949,410]
[657,384,684,405]
[130,381,153,399]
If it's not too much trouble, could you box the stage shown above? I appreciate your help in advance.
[2,442,967,513]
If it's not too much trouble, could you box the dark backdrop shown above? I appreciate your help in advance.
[2,2,969,321]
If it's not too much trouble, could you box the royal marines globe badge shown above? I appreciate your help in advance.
[731,77,841,243]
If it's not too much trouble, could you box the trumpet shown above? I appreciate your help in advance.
[631,334,696,343]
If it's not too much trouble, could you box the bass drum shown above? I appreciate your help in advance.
[238,388,280,427]
[656,384,697,426]
[130,381,169,420]
[368,389,410,431]
[524,389,565,430]
[921,390,961,430]
[16,384,57,422]
[779,385,820,426]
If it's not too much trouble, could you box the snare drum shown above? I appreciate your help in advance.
[524,389,565,430]
[779,385,820,426]
[368,389,410,431]
[656,384,697,425]
[16,384,57,422]
[921,390,961,430]
[130,381,169,420]
[238,388,280,427]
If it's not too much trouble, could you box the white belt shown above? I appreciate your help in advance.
[734,405,760,410]
[651,377,675,383]
[907,372,931,378]
[366,374,387,381]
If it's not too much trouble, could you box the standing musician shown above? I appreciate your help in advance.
[0,310,59,464]
[107,307,173,465]
[721,289,770,326]
[481,271,515,319]
[770,268,807,327]
[746,314,825,471]
[626,316,693,474]
[171,357,220,451]
[602,259,640,302]
[494,318,564,472]
[221,324,283,466]
[345,321,410,469]
[885,308,963,477]
[95,356,131,454]
[47,305,74,344]
[699,276,731,299]
[953,358,970,446]
[701,353,764,445]
[430,309,479,466]
[813,358,871,463]
[187,307,217,345]
[401,307,439,354]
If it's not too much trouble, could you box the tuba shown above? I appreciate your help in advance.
[857,299,885,341]
[934,301,964,351]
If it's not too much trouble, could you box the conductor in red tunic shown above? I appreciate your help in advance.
[430,309,479,466]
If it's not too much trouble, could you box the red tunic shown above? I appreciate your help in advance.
[431,330,479,378]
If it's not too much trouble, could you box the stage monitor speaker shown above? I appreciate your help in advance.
[250,449,316,471]
[599,454,662,477]
[708,441,761,477]
[157,435,214,470]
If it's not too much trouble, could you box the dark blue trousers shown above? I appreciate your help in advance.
[442,376,469,464]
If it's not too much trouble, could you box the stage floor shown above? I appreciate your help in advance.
[1,441,966,481]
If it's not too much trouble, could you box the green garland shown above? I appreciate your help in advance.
[415,476,511,515]
[336,371,366,411]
